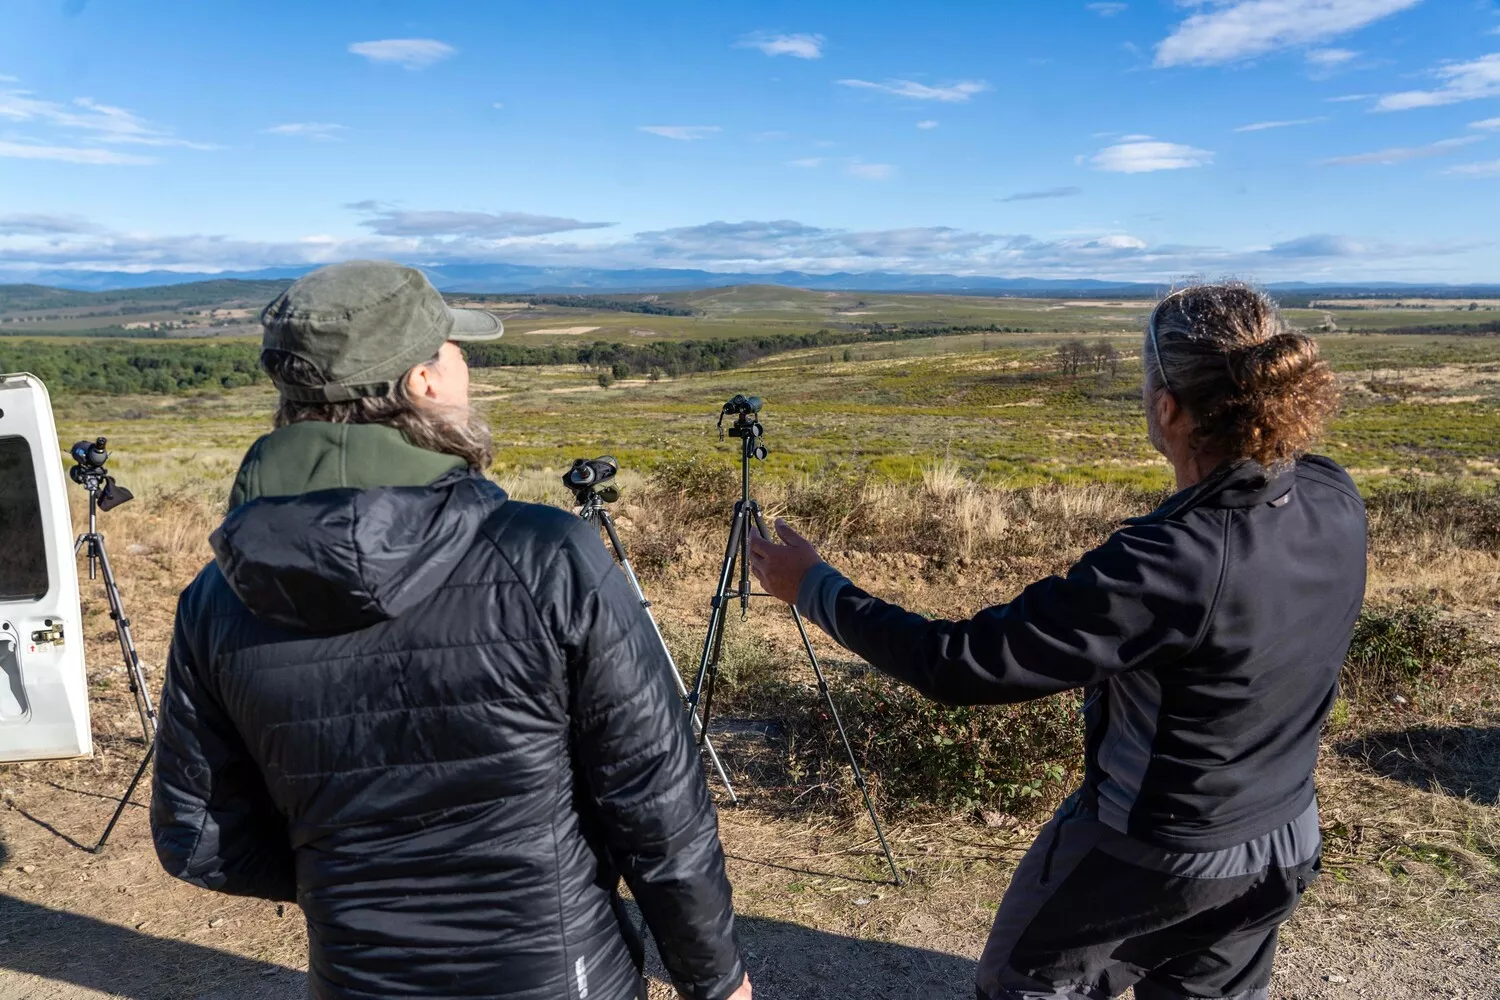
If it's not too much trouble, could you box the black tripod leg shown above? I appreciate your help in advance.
[94,535,156,744]
[752,508,902,886]
[689,503,747,736]
[93,739,154,854]
[597,512,738,804]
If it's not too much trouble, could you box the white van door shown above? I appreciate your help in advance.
[0,372,92,761]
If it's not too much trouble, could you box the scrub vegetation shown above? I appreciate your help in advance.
[1,283,1497,997]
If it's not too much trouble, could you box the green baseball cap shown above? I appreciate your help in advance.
[260,260,505,402]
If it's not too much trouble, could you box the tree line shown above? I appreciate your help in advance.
[461,293,696,316]
[3,320,1054,395]
[0,341,262,394]
[463,323,1042,378]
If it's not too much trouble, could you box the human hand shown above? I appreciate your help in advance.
[748,518,823,605]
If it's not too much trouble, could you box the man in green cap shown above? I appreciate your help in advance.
[152,261,751,1000]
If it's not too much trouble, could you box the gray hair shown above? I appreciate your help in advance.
[261,349,494,471]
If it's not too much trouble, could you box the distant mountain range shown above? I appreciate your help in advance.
[2,262,1498,298]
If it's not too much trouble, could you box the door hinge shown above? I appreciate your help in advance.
[31,620,65,646]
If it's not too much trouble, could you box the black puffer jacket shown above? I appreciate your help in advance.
[151,469,744,1000]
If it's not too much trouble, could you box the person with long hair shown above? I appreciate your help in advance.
[751,282,1363,1000]
[153,261,750,1000]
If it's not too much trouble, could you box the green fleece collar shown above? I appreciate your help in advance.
[228,421,467,510]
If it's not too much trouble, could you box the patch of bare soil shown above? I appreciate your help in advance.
[521,326,600,336]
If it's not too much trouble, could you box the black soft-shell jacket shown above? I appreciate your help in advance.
[151,470,744,1000]
[801,456,1367,851]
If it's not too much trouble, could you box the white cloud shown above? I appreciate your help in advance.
[1234,116,1329,131]
[492,102,505,110]
[837,78,991,102]
[916,120,939,129]
[1444,159,1500,177]
[787,157,824,168]
[1091,234,1148,249]
[1088,3,1129,16]
[348,204,613,238]
[1376,53,1500,111]
[638,125,721,141]
[1305,47,1358,66]
[0,213,1481,282]
[1321,135,1482,166]
[735,32,825,59]
[1155,0,1421,68]
[0,86,215,149]
[0,213,106,235]
[1325,93,1373,102]
[1470,117,1500,130]
[846,162,895,180]
[1265,233,1365,257]
[347,39,455,70]
[1120,133,1155,141]
[998,186,1083,202]
[265,122,347,140]
[0,140,154,164]
[1091,139,1214,172]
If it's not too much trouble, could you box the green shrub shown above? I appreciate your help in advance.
[1366,478,1500,552]
[714,661,1082,819]
[1343,604,1480,703]
[820,673,1082,816]
[647,454,740,523]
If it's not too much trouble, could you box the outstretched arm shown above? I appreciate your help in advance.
[750,518,1213,706]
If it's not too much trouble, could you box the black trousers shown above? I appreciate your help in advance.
[976,796,1320,1000]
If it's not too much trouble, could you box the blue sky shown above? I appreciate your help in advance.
[1,0,1498,282]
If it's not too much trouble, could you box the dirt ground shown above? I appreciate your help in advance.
[2,521,1497,999]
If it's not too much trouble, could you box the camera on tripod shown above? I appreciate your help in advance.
[717,395,768,458]
[688,391,899,881]
[562,455,620,505]
[68,437,133,511]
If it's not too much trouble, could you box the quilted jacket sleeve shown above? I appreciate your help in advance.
[150,581,296,902]
[547,519,745,1000]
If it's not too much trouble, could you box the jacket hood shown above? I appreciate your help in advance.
[211,470,508,634]
[228,421,467,511]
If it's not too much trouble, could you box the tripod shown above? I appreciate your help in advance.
[686,402,901,885]
[72,472,157,853]
[576,489,738,804]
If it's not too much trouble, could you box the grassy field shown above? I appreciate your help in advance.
[3,287,1498,999]
[45,328,1500,494]
[6,279,1499,343]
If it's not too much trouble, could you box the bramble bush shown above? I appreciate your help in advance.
[1342,604,1482,704]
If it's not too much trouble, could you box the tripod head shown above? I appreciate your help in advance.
[68,437,133,511]
[716,394,768,461]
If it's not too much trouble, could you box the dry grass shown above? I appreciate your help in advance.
[4,449,1495,999]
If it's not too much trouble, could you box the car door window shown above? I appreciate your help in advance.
[0,435,49,602]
